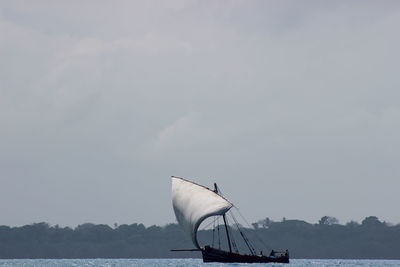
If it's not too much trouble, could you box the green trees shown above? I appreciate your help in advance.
[318,216,339,225]
[0,216,399,259]
[362,216,384,227]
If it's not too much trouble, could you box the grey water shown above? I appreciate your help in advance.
[0,259,399,267]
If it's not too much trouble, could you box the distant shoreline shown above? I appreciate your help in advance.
[0,216,399,259]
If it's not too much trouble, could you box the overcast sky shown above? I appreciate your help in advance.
[1,0,400,227]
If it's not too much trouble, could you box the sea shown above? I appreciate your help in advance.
[0,259,398,267]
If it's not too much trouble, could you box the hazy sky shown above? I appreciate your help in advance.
[1,1,400,227]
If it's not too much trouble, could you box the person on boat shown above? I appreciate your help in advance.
[270,250,275,257]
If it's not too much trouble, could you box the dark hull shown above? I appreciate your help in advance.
[202,246,289,263]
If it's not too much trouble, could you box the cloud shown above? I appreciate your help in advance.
[152,112,200,155]
[0,1,400,226]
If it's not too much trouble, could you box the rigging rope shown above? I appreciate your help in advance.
[233,206,270,252]
[200,216,218,230]
[213,183,268,254]
[229,211,257,255]
[224,215,239,253]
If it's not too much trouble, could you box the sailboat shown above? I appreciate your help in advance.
[171,176,290,263]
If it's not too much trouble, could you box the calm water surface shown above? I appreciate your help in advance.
[0,259,399,267]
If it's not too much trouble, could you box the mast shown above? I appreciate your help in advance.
[214,183,232,253]
[222,215,233,253]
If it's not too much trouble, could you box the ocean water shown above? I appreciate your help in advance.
[0,259,399,267]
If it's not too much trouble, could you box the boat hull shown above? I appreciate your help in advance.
[201,246,289,263]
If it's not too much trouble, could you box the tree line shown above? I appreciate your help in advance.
[0,216,399,259]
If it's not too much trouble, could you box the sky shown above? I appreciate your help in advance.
[1,0,400,227]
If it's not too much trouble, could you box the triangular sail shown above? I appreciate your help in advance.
[171,176,233,248]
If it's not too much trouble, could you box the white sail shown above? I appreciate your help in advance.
[171,176,233,248]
